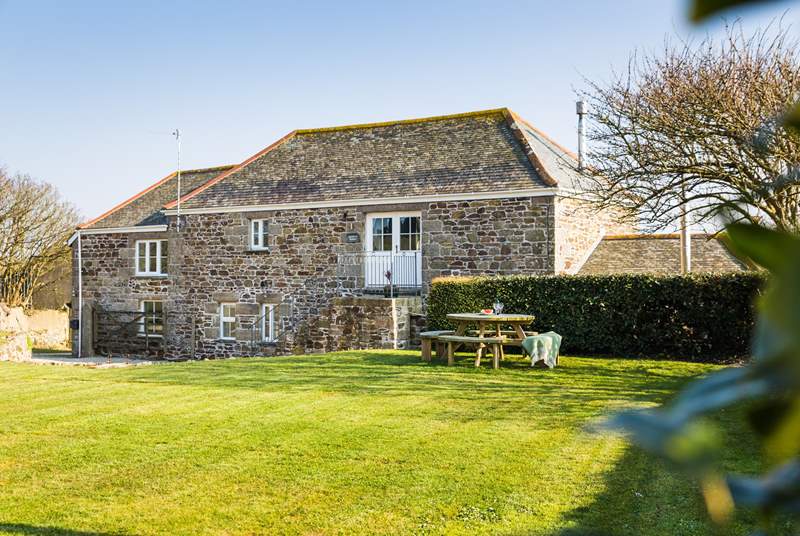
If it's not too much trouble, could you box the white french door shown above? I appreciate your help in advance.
[365,212,422,290]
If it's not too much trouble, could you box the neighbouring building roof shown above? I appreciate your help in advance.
[80,165,234,229]
[579,234,748,275]
[167,108,581,211]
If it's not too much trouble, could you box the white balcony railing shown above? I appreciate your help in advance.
[338,251,422,293]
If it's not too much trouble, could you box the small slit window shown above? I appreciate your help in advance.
[251,219,268,250]
[262,304,276,342]
[220,303,236,340]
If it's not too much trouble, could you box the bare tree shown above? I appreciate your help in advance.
[0,168,79,307]
[580,22,800,232]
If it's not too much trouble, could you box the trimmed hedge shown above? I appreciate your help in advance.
[428,273,766,361]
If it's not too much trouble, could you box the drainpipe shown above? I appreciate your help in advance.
[679,185,692,274]
[77,230,83,358]
[680,209,692,274]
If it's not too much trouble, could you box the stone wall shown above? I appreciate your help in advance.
[31,257,72,310]
[26,309,69,350]
[423,196,555,285]
[554,196,636,274]
[70,231,174,355]
[0,304,31,362]
[71,194,584,359]
[323,296,422,351]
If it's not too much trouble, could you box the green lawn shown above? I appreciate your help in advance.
[0,351,771,535]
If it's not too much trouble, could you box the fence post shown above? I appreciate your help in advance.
[84,302,95,357]
[191,315,196,359]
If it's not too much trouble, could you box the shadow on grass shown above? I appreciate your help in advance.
[552,405,778,535]
[550,445,713,536]
[0,524,122,536]
[110,351,711,424]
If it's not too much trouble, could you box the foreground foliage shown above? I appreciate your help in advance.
[428,273,763,360]
[0,352,767,535]
[604,225,800,534]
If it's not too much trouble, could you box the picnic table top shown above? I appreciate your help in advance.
[446,313,535,323]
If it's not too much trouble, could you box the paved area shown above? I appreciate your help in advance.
[30,352,160,368]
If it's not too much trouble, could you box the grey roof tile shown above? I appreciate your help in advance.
[579,234,748,275]
[178,109,570,210]
[82,166,234,229]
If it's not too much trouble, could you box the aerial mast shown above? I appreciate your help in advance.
[173,128,181,231]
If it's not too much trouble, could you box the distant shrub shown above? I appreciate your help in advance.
[427,273,766,361]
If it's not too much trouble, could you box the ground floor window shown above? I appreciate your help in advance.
[220,303,236,340]
[139,300,163,336]
[262,303,275,342]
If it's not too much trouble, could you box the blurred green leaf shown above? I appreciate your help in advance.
[765,397,800,462]
[749,397,794,437]
[730,224,800,366]
[690,0,782,22]
[717,230,762,270]
[726,224,797,273]
[727,460,800,512]
[784,101,800,133]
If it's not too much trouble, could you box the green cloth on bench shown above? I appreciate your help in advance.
[521,332,562,368]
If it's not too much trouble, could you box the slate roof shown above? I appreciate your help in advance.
[169,108,580,211]
[81,166,234,229]
[579,234,748,275]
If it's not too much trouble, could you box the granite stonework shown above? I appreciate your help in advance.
[322,296,422,352]
[72,194,619,358]
[554,197,636,274]
[0,304,31,362]
[423,196,556,282]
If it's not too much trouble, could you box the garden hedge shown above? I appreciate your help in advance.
[427,273,766,361]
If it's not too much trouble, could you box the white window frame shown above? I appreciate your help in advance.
[262,303,276,342]
[250,219,269,251]
[365,212,422,253]
[134,239,168,276]
[219,303,236,340]
[364,212,423,289]
[138,300,164,337]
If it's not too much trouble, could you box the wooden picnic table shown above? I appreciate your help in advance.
[443,313,536,368]
[446,313,536,346]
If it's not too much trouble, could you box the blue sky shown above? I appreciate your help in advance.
[0,0,786,220]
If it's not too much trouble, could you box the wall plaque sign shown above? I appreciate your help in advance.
[345,232,361,244]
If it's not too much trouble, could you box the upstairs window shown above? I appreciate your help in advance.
[251,219,269,250]
[135,240,168,276]
[220,303,236,340]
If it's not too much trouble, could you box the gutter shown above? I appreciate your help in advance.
[163,188,568,216]
[67,225,168,245]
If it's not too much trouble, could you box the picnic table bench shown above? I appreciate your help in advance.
[419,330,454,362]
[438,335,507,368]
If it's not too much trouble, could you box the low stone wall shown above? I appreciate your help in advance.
[0,304,32,362]
[325,296,423,351]
[408,313,428,350]
[26,309,70,350]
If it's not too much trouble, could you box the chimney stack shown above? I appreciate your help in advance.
[576,100,588,170]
